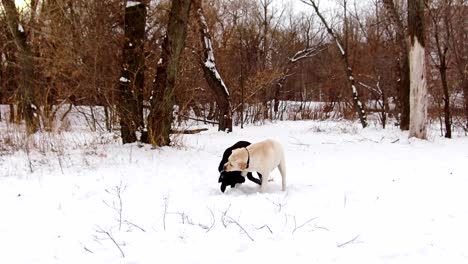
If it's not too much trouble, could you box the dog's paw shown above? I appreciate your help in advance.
[220,184,227,193]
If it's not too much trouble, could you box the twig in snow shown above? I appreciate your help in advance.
[124,220,146,232]
[80,242,94,254]
[265,195,288,212]
[222,214,254,242]
[221,204,231,228]
[96,226,125,258]
[292,216,319,234]
[56,153,64,175]
[103,181,126,230]
[201,207,216,233]
[289,135,311,147]
[163,196,169,231]
[314,226,330,231]
[25,144,34,173]
[129,146,133,163]
[256,225,273,234]
[337,235,361,248]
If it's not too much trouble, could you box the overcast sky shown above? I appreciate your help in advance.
[274,0,374,16]
[15,0,26,7]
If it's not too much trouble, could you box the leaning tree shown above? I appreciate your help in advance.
[408,0,428,139]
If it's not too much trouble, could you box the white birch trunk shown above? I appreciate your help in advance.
[408,38,428,139]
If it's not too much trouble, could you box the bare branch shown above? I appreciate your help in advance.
[337,235,361,248]
[80,242,94,254]
[221,204,231,228]
[203,207,216,233]
[265,195,288,212]
[223,214,254,241]
[124,220,146,232]
[289,47,327,63]
[292,216,319,234]
[256,224,273,234]
[304,0,368,128]
[103,181,126,231]
[95,226,125,258]
[220,204,253,241]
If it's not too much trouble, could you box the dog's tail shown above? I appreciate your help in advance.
[278,150,287,191]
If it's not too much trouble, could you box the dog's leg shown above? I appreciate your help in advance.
[260,173,269,193]
[247,172,261,185]
[278,156,287,191]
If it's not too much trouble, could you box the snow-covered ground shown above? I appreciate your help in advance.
[1,117,468,264]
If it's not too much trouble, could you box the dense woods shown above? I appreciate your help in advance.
[1,0,467,145]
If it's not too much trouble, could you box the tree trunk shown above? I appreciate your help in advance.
[9,104,15,123]
[382,0,410,130]
[146,0,191,146]
[428,1,452,138]
[408,0,428,139]
[440,63,451,138]
[307,1,368,128]
[2,0,38,134]
[193,0,232,132]
[118,0,146,144]
[274,75,286,114]
[463,77,468,132]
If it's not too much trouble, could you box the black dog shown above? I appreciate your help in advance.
[218,141,262,192]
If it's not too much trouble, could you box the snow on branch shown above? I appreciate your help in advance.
[335,39,345,56]
[196,8,229,96]
[289,46,326,63]
[358,81,382,96]
[119,76,130,83]
[126,0,143,8]
[18,23,24,33]
[304,0,368,128]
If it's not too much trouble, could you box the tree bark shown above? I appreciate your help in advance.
[118,0,146,144]
[440,63,451,138]
[463,76,468,132]
[146,0,192,146]
[193,0,232,132]
[408,0,428,139]
[2,0,38,134]
[306,0,368,128]
[382,0,410,130]
[428,1,452,138]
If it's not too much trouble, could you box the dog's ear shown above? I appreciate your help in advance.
[240,161,247,170]
[220,183,226,192]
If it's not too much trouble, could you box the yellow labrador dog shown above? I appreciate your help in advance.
[223,139,286,192]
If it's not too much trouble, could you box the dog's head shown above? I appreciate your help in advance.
[223,148,248,172]
[219,171,245,192]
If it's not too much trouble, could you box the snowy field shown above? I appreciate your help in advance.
[1,116,468,263]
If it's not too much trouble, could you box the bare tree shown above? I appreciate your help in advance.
[449,0,468,131]
[147,0,192,146]
[274,44,325,115]
[408,0,428,139]
[272,13,325,116]
[118,0,147,143]
[193,0,232,132]
[302,0,368,128]
[427,0,453,138]
[2,0,38,134]
[382,0,411,130]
